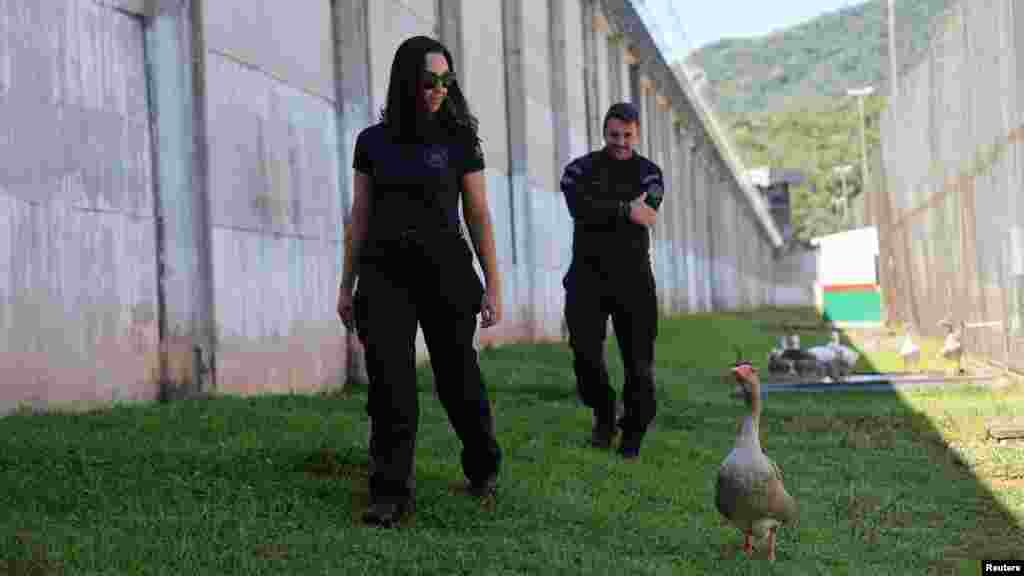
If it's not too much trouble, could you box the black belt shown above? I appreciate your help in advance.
[368,229,463,256]
[378,227,461,241]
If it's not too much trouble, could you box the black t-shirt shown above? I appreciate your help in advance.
[352,120,486,310]
[353,120,485,247]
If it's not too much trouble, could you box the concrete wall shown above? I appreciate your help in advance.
[368,0,437,116]
[459,0,512,344]
[202,0,344,395]
[0,1,158,411]
[773,247,819,307]
[0,0,805,414]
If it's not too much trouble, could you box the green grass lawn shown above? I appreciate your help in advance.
[1,308,1022,575]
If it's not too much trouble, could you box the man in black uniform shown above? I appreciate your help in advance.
[560,102,664,459]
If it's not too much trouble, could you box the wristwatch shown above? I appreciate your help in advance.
[644,183,664,210]
[619,200,632,220]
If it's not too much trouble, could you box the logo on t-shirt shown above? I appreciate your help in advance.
[424,147,449,169]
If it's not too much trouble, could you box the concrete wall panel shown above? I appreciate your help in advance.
[212,227,345,394]
[522,3,556,192]
[485,169,514,267]
[617,45,631,104]
[594,21,609,119]
[461,0,508,173]
[509,176,534,328]
[522,0,552,108]
[203,7,344,393]
[368,0,437,115]
[204,0,335,101]
[0,191,159,412]
[0,1,157,412]
[399,0,437,24]
[0,1,150,212]
[563,0,589,160]
[205,53,341,241]
[525,99,557,194]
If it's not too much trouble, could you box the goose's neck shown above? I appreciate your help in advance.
[738,378,762,447]
[739,414,761,448]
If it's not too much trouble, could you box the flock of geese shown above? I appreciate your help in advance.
[715,320,966,561]
[766,330,860,381]
[899,316,965,374]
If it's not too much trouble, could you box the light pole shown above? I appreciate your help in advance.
[888,0,898,98]
[848,86,874,204]
[833,164,855,224]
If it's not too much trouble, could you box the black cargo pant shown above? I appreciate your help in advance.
[354,235,501,505]
[563,256,658,436]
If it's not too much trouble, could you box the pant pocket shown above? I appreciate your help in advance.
[429,238,484,315]
[353,288,369,344]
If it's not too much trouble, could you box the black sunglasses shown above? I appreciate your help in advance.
[421,70,456,91]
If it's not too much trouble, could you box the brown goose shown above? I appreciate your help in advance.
[715,363,798,561]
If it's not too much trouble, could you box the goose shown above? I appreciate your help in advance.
[716,362,798,561]
[938,318,965,374]
[802,343,856,382]
[899,328,921,372]
[779,333,818,378]
[804,344,839,381]
[787,333,801,351]
[768,335,795,376]
[827,330,860,379]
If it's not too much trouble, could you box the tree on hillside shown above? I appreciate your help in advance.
[724,93,885,242]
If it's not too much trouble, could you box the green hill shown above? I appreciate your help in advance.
[684,0,956,241]
[686,0,956,117]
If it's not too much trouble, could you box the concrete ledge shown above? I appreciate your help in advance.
[988,419,1024,440]
[761,372,1002,394]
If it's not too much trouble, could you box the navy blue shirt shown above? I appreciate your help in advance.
[352,120,486,310]
[560,149,664,262]
[353,120,485,248]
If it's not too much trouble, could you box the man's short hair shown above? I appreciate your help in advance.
[603,102,640,132]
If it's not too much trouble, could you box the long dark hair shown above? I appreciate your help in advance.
[381,35,480,146]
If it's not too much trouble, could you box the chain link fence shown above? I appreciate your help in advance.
[873,0,1023,373]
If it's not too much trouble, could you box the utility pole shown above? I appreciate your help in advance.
[848,86,874,203]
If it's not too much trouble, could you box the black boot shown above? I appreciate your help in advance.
[617,427,645,460]
[467,471,499,499]
[362,497,414,527]
[591,410,616,449]
[364,470,416,528]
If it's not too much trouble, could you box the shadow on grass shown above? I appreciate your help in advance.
[752,308,1024,568]
[485,306,1024,568]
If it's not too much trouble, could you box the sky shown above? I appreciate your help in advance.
[641,0,863,61]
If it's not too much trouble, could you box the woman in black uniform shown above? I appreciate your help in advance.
[336,36,503,527]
